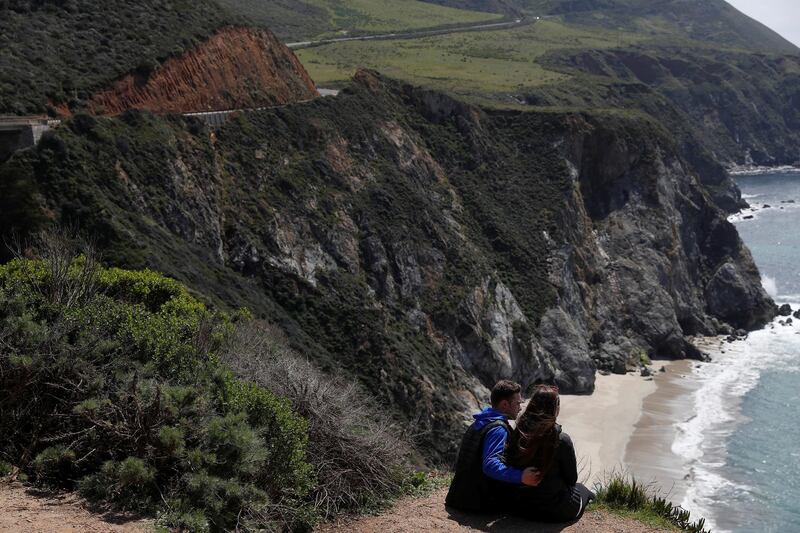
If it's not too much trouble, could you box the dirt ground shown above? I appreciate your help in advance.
[0,482,671,533]
[0,481,151,533]
[316,488,671,533]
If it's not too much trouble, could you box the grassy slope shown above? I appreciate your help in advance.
[427,0,798,53]
[295,2,800,165]
[0,0,233,115]
[216,0,500,41]
[298,19,644,102]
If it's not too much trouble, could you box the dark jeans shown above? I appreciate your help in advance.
[493,483,595,523]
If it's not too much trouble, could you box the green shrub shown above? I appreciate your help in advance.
[595,473,711,533]
[32,447,76,484]
[78,458,156,509]
[221,373,315,497]
[0,238,316,531]
[223,322,413,518]
[97,267,187,312]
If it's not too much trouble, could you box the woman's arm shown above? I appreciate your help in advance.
[558,432,578,486]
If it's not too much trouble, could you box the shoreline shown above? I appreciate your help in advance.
[558,359,699,495]
[558,370,657,485]
[727,164,800,176]
[624,359,699,504]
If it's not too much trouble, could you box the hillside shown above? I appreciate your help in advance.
[531,45,800,168]
[82,27,318,115]
[422,0,799,53]
[0,0,233,115]
[216,0,500,41]
[0,71,773,459]
[296,2,800,167]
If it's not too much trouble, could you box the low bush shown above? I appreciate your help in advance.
[594,472,711,533]
[222,322,414,517]
[0,234,316,531]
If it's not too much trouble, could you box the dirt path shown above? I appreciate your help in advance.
[0,481,151,533]
[316,488,670,533]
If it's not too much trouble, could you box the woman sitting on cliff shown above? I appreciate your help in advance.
[502,384,594,523]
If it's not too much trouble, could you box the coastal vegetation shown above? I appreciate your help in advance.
[296,18,644,101]
[0,0,233,115]
[593,473,711,533]
[0,232,420,531]
[216,0,500,41]
[0,0,790,529]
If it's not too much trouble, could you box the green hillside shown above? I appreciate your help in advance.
[297,18,644,97]
[0,0,233,115]
[295,0,800,166]
[423,0,799,53]
[215,0,501,41]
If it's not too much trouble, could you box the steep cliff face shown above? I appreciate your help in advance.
[535,47,800,169]
[85,27,318,115]
[549,116,774,375]
[1,71,773,459]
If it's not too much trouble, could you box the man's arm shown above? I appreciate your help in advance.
[481,425,524,484]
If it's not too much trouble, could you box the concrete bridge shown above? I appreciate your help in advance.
[184,90,336,129]
[0,89,339,160]
[0,116,61,162]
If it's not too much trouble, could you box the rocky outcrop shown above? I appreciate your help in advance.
[3,71,774,460]
[86,27,318,115]
[550,115,774,373]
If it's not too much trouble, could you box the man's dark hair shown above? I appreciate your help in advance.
[490,380,521,407]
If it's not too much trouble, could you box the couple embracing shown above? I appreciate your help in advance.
[446,380,594,523]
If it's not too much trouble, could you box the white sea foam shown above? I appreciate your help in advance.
[728,200,800,223]
[675,311,800,532]
[729,165,800,176]
[740,193,762,199]
[762,276,778,298]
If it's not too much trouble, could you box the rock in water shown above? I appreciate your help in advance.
[779,303,793,316]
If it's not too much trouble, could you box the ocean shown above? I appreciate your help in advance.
[676,170,800,533]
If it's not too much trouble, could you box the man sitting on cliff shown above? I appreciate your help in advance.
[446,380,542,513]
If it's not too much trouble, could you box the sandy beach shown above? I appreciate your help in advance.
[558,360,693,489]
[624,360,698,502]
[558,370,656,485]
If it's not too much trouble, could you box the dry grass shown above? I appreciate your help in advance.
[222,322,413,518]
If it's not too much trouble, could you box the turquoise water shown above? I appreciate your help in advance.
[680,171,800,532]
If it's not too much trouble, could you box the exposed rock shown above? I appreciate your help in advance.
[794,309,800,319]
[640,366,652,377]
[778,303,793,316]
[705,262,775,329]
[86,27,318,114]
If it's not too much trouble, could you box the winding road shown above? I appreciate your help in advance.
[286,16,538,49]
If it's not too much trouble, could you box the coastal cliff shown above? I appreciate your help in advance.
[532,47,800,170]
[0,71,774,459]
